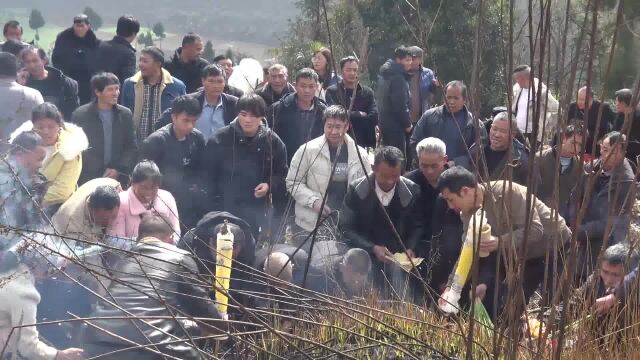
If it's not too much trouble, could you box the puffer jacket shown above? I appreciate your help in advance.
[11,121,89,206]
[376,59,411,135]
[84,238,219,360]
[286,134,371,231]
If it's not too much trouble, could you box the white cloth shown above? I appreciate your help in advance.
[516,87,530,133]
[375,182,396,206]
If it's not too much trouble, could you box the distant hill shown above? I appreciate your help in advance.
[0,0,299,57]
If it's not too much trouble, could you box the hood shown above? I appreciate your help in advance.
[10,122,89,161]
[379,59,408,80]
[59,27,99,47]
[178,211,256,274]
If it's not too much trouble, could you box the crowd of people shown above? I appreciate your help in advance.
[0,13,639,359]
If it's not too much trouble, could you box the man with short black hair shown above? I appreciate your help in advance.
[142,95,206,229]
[269,68,327,162]
[203,94,288,236]
[85,213,222,359]
[74,72,137,185]
[121,46,187,141]
[256,64,295,107]
[566,131,636,280]
[325,56,378,148]
[613,88,640,164]
[2,20,23,42]
[376,46,413,156]
[568,86,616,157]
[164,33,209,93]
[96,15,140,84]
[0,52,43,138]
[213,55,244,98]
[410,80,487,167]
[340,146,424,294]
[51,14,100,104]
[20,46,79,118]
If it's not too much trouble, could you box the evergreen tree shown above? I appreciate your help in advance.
[28,9,45,44]
[152,22,166,48]
[203,40,216,62]
[83,7,103,32]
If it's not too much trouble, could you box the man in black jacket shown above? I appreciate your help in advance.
[95,15,139,84]
[340,146,423,295]
[203,94,288,237]
[51,14,100,105]
[20,46,79,119]
[256,63,295,107]
[142,95,206,229]
[613,88,640,164]
[213,55,244,98]
[155,64,239,142]
[376,46,413,156]
[268,68,327,163]
[164,33,209,93]
[326,56,378,148]
[85,214,221,359]
[73,72,137,185]
[568,86,615,157]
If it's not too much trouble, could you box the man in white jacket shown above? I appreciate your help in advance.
[512,65,559,143]
[286,105,372,232]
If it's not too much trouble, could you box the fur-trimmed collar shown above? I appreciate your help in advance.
[10,121,89,161]
[130,68,175,85]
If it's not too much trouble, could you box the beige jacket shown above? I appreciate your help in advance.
[286,134,371,231]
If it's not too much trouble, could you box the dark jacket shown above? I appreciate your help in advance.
[460,139,534,187]
[95,35,137,84]
[51,27,100,104]
[268,92,326,163]
[376,59,411,135]
[404,169,441,257]
[202,120,288,234]
[568,100,615,154]
[72,101,137,185]
[410,105,488,165]
[25,66,79,119]
[325,81,379,148]
[617,265,638,306]
[178,211,257,305]
[417,66,435,112]
[566,158,635,246]
[536,147,581,208]
[164,48,210,93]
[155,90,239,135]
[85,239,219,360]
[141,124,207,227]
[257,82,295,107]
[614,110,640,164]
[340,175,424,254]
[224,84,244,98]
[428,196,464,292]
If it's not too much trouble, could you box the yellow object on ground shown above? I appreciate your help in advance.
[386,252,424,272]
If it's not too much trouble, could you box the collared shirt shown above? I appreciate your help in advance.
[375,181,396,206]
[138,82,161,142]
[196,97,225,140]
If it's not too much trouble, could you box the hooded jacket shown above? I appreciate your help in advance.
[11,121,89,206]
[202,119,288,234]
[177,211,257,305]
[376,59,411,134]
[51,27,100,104]
[25,66,79,119]
[268,92,326,163]
[164,48,210,93]
[286,134,371,231]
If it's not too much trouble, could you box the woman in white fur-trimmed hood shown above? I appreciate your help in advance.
[11,102,88,210]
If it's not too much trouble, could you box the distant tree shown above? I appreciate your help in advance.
[203,40,216,62]
[83,7,103,32]
[152,22,166,49]
[138,31,154,47]
[28,9,45,44]
[225,47,234,61]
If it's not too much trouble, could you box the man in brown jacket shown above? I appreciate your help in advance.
[437,166,571,319]
[536,124,585,209]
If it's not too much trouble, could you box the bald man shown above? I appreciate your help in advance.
[568,86,615,156]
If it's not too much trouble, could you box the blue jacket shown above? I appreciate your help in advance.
[121,69,186,138]
[418,66,435,112]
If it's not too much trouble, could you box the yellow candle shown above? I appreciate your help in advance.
[214,220,234,318]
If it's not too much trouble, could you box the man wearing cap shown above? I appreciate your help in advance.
[51,14,101,105]
[121,46,187,141]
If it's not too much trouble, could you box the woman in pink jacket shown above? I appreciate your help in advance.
[109,160,181,244]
